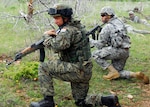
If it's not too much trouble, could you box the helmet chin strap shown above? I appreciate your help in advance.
[59,16,70,28]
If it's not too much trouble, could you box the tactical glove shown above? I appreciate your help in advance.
[15,53,22,60]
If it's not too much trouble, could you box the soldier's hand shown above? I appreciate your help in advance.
[15,53,22,60]
[89,38,95,48]
[43,37,52,49]
[44,29,56,37]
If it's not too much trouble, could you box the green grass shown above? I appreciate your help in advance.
[0,1,150,107]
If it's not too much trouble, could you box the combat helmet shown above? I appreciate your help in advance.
[100,6,115,16]
[48,4,73,17]
[128,11,134,15]
[133,7,139,12]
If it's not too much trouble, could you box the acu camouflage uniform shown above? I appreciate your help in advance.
[90,16,134,79]
[129,11,150,27]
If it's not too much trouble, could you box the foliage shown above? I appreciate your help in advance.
[0,0,150,107]
[17,0,26,3]
[3,61,39,81]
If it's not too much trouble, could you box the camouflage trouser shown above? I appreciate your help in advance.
[92,46,133,79]
[85,94,103,107]
[38,59,93,102]
[140,19,150,28]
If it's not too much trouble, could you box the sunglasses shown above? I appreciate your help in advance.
[101,13,107,17]
[129,14,134,15]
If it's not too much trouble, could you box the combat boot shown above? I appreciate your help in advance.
[103,65,120,80]
[130,72,149,84]
[30,96,55,107]
[75,99,93,107]
[101,95,121,107]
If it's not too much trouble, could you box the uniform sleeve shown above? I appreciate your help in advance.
[134,16,140,23]
[90,25,111,49]
[50,28,72,51]
[100,25,111,43]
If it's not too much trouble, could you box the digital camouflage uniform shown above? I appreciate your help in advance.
[90,16,133,79]
[129,11,141,23]
[40,19,91,100]
[91,8,149,83]
[39,19,107,106]
[128,11,150,27]
[30,5,122,107]
[124,24,150,35]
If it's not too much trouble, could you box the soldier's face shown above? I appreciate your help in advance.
[129,14,134,18]
[101,14,110,23]
[53,16,64,26]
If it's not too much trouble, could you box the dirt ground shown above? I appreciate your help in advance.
[123,82,150,107]
[0,54,12,63]
[135,85,150,107]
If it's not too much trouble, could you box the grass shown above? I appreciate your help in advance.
[0,0,150,107]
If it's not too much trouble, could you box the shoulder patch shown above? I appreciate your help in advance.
[60,28,67,32]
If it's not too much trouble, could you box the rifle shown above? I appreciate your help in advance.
[6,25,103,66]
[86,24,103,40]
[6,38,45,66]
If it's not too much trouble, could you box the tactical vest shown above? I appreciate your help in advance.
[109,18,131,48]
[59,20,91,64]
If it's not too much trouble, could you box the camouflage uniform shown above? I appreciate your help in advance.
[40,19,95,102]
[90,16,132,79]
[128,11,141,23]
[91,7,149,84]
[128,11,150,27]
[30,5,121,107]
[40,19,122,106]
[125,24,150,35]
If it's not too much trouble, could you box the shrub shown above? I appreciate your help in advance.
[3,61,39,81]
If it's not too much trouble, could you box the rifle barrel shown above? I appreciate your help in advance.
[6,59,16,68]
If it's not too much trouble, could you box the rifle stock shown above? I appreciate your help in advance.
[6,38,45,66]
[7,25,103,66]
